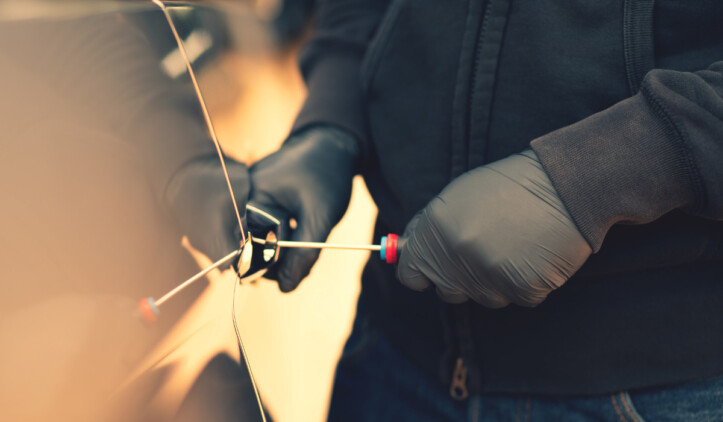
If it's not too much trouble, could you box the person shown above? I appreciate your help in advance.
[247,1,723,420]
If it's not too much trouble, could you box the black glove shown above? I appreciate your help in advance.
[397,150,592,308]
[165,155,250,262]
[249,125,358,292]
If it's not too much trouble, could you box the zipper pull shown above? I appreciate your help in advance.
[449,357,469,400]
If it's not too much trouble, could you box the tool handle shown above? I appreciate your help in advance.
[380,234,406,264]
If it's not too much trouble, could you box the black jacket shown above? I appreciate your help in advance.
[294,0,723,395]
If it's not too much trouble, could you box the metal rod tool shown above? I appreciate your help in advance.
[137,234,403,323]
[251,233,403,264]
[251,237,382,251]
[138,248,243,323]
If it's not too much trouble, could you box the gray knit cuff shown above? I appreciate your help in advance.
[531,94,698,252]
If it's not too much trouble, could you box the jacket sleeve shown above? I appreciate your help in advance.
[531,62,723,252]
[290,0,391,169]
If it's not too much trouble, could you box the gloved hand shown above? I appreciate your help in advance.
[165,155,250,262]
[249,125,358,292]
[397,150,592,308]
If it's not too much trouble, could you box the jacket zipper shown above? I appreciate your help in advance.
[465,0,492,168]
[449,357,470,400]
[447,0,493,400]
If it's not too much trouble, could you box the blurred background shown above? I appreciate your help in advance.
[0,1,376,421]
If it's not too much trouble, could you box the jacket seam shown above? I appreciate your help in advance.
[479,0,514,164]
[465,0,492,169]
[622,0,656,95]
[639,82,707,214]
[455,0,496,396]
[450,0,485,179]
[360,0,404,95]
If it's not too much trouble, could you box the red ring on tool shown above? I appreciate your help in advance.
[385,233,398,264]
[139,298,158,323]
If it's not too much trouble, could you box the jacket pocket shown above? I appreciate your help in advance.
[360,0,405,94]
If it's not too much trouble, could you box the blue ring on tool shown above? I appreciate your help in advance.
[380,236,387,261]
[147,297,160,316]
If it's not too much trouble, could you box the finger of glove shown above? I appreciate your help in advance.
[401,211,424,240]
[396,253,433,292]
[506,283,549,308]
[396,212,435,291]
[396,238,469,303]
[246,189,314,291]
[473,292,510,309]
[434,284,469,304]
[275,210,331,293]
[276,249,321,292]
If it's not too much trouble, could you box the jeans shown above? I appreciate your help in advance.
[327,321,723,422]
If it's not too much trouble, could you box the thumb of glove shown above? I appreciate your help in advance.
[396,212,433,291]
[397,211,470,304]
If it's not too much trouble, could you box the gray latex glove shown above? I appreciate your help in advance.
[165,155,250,262]
[249,125,358,292]
[397,150,592,308]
